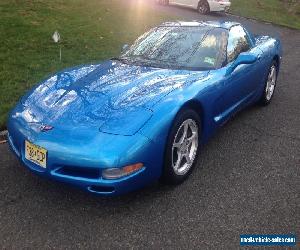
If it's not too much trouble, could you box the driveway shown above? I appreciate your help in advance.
[0,3,299,249]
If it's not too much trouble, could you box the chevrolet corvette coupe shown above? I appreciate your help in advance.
[8,21,282,196]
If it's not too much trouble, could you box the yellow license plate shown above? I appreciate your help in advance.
[25,140,47,168]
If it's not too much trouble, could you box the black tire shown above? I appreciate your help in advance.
[161,109,201,185]
[259,60,278,105]
[198,0,210,14]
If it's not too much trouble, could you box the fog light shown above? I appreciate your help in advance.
[102,163,143,179]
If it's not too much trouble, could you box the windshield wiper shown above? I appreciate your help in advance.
[111,57,143,65]
[111,57,126,62]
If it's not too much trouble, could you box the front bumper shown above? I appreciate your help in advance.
[7,126,162,196]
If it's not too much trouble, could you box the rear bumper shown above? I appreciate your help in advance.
[209,1,231,12]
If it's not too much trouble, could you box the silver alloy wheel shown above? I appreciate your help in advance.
[265,65,277,101]
[172,119,198,175]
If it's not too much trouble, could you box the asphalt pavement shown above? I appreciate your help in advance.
[0,2,299,249]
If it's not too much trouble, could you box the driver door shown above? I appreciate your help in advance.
[214,25,262,124]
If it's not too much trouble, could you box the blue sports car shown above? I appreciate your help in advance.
[7,21,282,196]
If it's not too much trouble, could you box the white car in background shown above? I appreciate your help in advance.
[157,0,231,14]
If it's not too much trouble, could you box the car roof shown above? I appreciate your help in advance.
[159,21,241,30]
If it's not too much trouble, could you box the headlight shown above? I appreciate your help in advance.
[102,163,144,179]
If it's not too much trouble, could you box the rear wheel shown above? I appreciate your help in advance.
[198,0,210,14]
[260,61,278,105]
[161,109,201,184]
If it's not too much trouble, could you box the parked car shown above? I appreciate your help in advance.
[7,21,282,196]
[157,0,231,14]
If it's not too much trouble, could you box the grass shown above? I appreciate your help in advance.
[1,0,299,130]
[0,0,176,130]
[230,0,300,29]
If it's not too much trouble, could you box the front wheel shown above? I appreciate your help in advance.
[161,109,201,184]
[198,0,210,14]
[260,61,278,105]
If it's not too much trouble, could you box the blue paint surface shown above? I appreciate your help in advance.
[7,21,282,195]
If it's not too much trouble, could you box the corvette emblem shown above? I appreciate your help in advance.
[40,125,53,132]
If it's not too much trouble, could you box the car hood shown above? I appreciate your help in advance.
[16,60,208,135]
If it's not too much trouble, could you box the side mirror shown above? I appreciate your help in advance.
[226,52,258,76]
[121,44,130,53]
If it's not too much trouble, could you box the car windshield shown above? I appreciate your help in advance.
[119,26,228,71]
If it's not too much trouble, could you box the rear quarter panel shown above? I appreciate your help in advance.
[255,35,282,82]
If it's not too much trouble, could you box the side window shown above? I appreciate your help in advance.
[227,25,250,63]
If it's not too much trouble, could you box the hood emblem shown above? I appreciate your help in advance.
[40,125,54,132]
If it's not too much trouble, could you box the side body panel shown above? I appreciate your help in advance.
[139,36,282,168]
